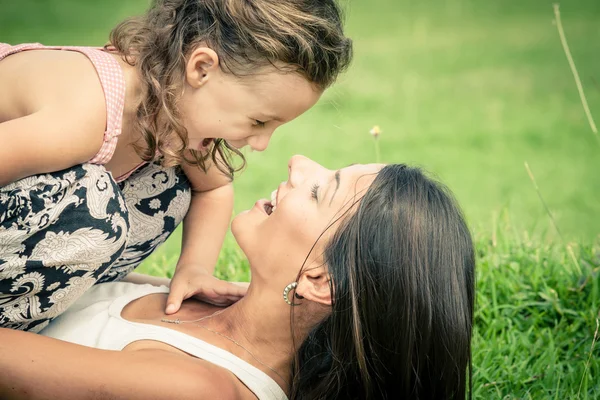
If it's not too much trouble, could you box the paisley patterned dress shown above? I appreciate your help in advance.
[0,44,191,332]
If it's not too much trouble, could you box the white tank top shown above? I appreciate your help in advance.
[40,282,288,400]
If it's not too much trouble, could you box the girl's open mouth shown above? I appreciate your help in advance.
[198,138,214,150]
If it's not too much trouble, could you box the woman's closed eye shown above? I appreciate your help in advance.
[253,119,266,128]
[311,183,320,201]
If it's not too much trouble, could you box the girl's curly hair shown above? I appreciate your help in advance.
[108,0,353,178]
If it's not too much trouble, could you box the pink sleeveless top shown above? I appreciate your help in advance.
[0,43,145,182]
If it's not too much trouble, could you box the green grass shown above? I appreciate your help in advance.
[2,0,599,397]
[473,216,599,398]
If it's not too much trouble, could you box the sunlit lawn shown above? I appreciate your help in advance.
[2,0,599,397]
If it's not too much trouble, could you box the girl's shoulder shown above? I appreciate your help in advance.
[0,44,110,185]
[0,44,110,120]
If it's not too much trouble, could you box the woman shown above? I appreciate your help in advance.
[0,155,475,399]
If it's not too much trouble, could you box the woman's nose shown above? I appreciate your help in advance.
[288,155,314,187]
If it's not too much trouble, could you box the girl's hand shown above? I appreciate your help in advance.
[165,265,249,314]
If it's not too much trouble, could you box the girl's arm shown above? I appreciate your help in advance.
[0,107,104,186]
[164,157,247,314]
[178,163,234,275]
[0,328,239,400]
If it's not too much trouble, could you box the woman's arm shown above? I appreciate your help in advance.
[121,272,171,287]
[0,328,240,400]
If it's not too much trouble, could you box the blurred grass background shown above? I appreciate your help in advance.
[2,0,599,397]
[3,0,600,247]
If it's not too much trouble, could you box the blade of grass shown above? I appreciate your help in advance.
[524,162,582,275]
[553,4,599,145]
[578,314,600,398]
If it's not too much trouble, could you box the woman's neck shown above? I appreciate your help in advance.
[199,283,314,388]
[211,289,292,370]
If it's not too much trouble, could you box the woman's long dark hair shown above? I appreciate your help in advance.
[290,164,475,399]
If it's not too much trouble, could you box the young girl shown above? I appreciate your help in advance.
[0,0,352,332]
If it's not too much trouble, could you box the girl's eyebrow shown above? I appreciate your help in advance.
[328,170,341,206]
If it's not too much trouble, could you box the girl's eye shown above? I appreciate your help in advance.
[310,183,320,201]
[254,120,266,127]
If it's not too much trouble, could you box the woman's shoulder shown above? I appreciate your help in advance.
[0,327,252,400]
[153,350,256,400]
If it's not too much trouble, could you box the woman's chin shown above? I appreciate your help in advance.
[231,201,272,264]
[231,200,270,233]
[230,213,243,237]
[230,211,253,249]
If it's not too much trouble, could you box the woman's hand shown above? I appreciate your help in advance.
[165,265,249,314]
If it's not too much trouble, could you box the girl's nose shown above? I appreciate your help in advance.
[248,131,273,152]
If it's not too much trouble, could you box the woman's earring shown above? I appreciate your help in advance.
[283,282,299,306]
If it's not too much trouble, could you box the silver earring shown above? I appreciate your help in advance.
[283,282,298,306]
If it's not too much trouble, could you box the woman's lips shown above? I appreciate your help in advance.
[253,183,285,217]
[254,199,273,216]
[270,182,286,212]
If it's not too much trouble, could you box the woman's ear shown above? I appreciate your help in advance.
[185,47,220,89]
[296,266,332,306]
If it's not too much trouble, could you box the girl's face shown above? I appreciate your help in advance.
[180,48,322,152]
[232,155,384,277]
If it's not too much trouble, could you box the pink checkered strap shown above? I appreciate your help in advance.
[0,42,126,166]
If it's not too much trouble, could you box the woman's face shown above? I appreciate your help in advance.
[232,156,384,274]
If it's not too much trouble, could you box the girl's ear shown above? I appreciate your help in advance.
[296,266,332,306]
[185,47,220,88]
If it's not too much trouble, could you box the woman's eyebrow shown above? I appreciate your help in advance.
[328,170,341,206]
[258,113,282,122]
